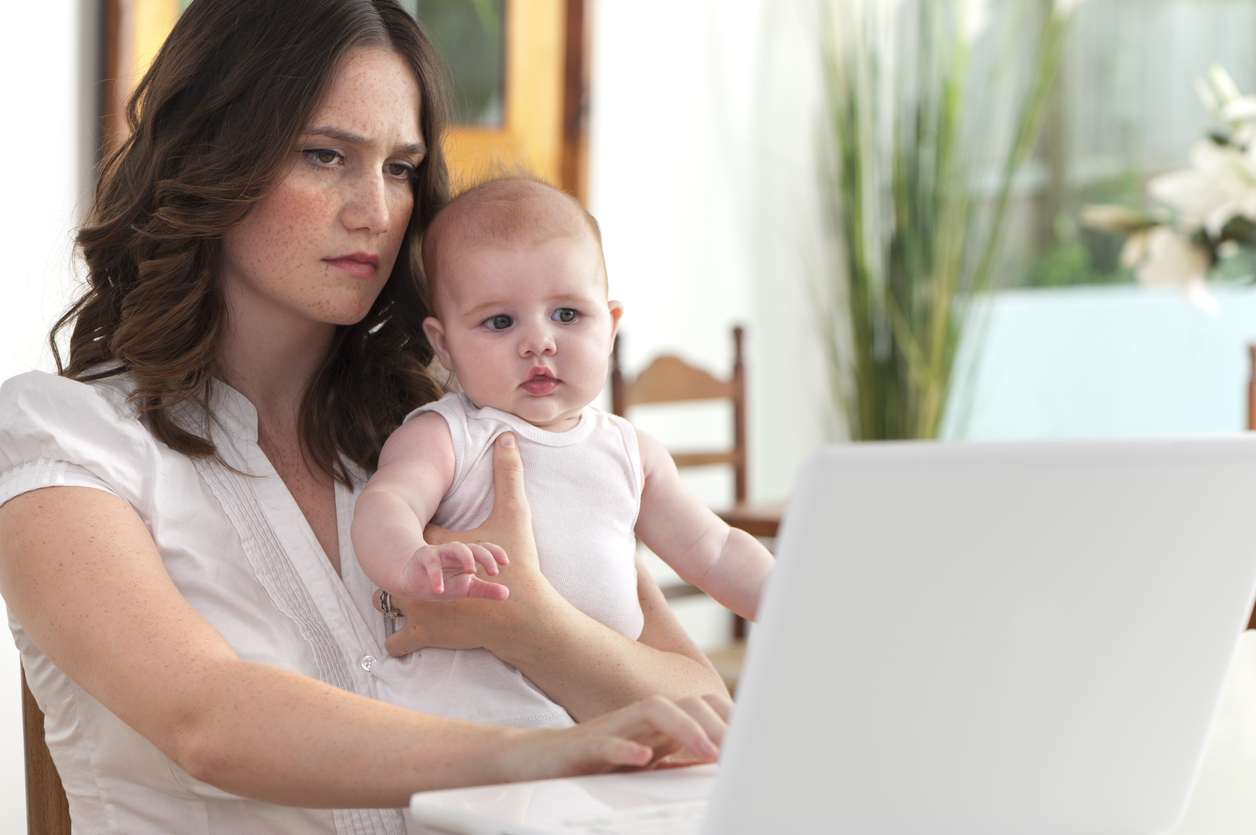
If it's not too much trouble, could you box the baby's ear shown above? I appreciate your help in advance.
[423,317,454,369]
[607,300,625,339]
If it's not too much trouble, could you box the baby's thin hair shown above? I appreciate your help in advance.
[421,172,604,309]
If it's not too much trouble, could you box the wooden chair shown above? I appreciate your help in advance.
[611,326,781,541]
[611,327,780,688]
[22,668,71,835]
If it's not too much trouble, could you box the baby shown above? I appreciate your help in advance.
[352,177,773,644]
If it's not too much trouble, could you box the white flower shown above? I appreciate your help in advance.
[1209,64,1243,106]
[1184,276,1221,315]
[1118,227,1150,269]
[1132,227,1218,314]
[1195,66,1256,145]
[1135,228,1208,288]
[1147,140,1256,238]
[1219,96,1256,125]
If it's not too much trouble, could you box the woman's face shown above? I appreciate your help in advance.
[220,46,425,335]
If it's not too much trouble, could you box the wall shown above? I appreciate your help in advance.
[588,0,830,509]
[586,0,830,645]
[0,0,96,828]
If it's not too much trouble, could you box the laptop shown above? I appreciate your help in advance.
[411,436,1256,835]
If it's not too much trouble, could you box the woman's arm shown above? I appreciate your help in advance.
[0,484,726,809]
[383,433,729,720]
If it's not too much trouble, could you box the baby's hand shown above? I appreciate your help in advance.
[400,542,510,601]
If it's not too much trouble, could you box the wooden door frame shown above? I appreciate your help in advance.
[100,0,591,203]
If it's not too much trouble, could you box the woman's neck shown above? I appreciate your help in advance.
[216,311,343,571]
[216,307,336,429]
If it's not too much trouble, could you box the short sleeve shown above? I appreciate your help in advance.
[0,371,158,515]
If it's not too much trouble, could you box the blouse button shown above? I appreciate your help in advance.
[361,654,377,672]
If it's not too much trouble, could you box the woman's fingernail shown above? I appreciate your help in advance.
[499,433,515,448]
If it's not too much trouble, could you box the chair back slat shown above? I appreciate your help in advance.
[610,327,751,506]
[624,356,734,407]
[670,451,741,469]
[22,667,71,835]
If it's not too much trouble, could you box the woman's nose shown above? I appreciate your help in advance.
[342,173,391,233]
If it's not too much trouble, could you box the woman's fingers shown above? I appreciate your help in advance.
[485,433,532,529]
[681,694,730,751]
[596,736,654,769]
[497,693,731,783]
[602,694,724,763]
[701,692,733,724]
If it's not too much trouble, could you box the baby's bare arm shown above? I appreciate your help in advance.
[633,430,774,621]
[352,414,506,599]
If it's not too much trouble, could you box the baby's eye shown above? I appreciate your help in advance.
[552,308,578,324]
[304,148,343,166]
[484,314,513,331]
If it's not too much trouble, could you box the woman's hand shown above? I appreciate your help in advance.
[382,432,566,656]
[380,431,728,720]
[509,692,733,779]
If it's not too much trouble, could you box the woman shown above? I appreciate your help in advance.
[0,1,728,832]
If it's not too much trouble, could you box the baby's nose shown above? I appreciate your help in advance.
[520,325,557,355]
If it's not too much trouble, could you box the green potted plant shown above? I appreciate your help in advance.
[817,0,1076,440]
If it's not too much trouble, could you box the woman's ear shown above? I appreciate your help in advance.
[423,317,454,370]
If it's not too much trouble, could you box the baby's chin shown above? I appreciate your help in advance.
[512,402,586,433]
[463,390,586,433]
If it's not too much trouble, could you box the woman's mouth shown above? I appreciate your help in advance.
[324,251,380,279]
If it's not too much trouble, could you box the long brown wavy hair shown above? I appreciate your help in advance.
[56,0,449,483]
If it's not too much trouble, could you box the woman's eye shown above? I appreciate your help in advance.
[552,308,578,324]
[485,315,513,331]
[386,161,414,180]
[304,149,342,166]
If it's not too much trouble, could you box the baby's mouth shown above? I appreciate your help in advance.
[521,370,560,396]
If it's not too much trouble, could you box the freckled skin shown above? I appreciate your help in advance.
[217,46,425,569]
[220,46,422,336]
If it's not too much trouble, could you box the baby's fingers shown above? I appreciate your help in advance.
[470,542,508,575]
[425,556,447,595]
[465,577,510,601]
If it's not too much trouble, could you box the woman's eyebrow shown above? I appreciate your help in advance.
[303,125,427,156]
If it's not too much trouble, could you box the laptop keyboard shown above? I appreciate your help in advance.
[558,800,708,834]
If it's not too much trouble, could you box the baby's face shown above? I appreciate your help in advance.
[424,232,622,432]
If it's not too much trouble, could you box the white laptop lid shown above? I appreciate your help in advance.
[708,436,1256,835]
[412,436,1256,835]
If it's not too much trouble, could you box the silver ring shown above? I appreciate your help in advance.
[380,591,400,619]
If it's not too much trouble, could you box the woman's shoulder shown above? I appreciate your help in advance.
[1,369,138,414]
[0,370,160,502]
[0,370,147,440]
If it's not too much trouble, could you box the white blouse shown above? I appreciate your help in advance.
[0,371,572,835]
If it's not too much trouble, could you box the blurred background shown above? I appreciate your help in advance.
[7,0,1256,826]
